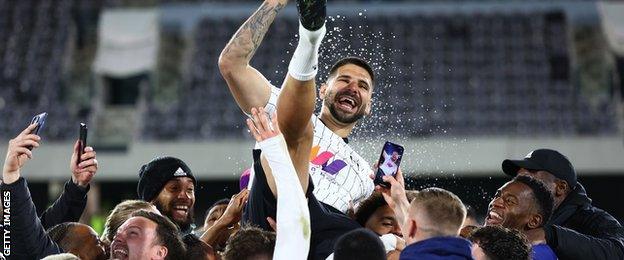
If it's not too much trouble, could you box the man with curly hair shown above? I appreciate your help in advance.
[468,226,531,260]
[485,175,557,259]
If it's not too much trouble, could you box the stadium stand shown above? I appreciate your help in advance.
[0,0,85,140]
[141,9,618,140]
[0,2,617,140]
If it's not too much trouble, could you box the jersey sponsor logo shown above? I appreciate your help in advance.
[309,145,347,175]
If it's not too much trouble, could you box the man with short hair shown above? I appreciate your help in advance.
[485,175,557,259]
[100,199,159,245]
[110,210,186,260]
[219,0,375,215]
[468,226,531,260]
[221,0,377,257]
[503,149,624,259]
[398,187,472,259]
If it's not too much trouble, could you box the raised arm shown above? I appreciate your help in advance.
[2,124,62,258]
[218,0,286,114]
[40,140,99,229]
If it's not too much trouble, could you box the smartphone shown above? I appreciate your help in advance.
[78,123,88,163]
[373,141,405,188]
[27,112,48,150]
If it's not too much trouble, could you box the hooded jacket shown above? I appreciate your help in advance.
[399,236,473,260]
[544,183,624,259]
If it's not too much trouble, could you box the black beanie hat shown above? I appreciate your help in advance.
[137,156,196,202]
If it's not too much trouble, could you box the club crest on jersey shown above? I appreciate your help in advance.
[310,145,347,175]
[173,167,187,177]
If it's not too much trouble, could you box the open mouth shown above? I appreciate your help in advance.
[172,205,189,218]
[111,246,128,260]
[336,95,358,113]
[485,210,503,225]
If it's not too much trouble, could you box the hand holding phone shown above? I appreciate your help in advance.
[373,141,405,188]
[72,123,97,187]
[27,112,47,150]
[78,123,88,164]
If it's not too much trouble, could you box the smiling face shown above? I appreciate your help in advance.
[110,216,166,260]
[152,177,195,230]
[391,151,399,162]
[320,63,373,125]
[485,181,539,231]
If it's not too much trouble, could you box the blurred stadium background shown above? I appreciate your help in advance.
[1,0,624,231]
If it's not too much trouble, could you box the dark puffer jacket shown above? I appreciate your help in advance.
[544,183,624,260]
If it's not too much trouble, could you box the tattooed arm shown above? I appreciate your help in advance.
[218,0,286,114]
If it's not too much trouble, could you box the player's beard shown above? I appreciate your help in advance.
[153,198,195,231]
[325,88,367,124]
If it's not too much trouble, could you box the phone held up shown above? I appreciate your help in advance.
[78,123,88,163]
[27,112,48,150]
[373,141,405,188]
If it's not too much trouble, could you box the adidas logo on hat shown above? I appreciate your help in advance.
[173,167,187,177]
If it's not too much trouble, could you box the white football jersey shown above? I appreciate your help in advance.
[260,85,374,212]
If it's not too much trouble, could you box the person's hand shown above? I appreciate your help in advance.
[372,166,407,210]
[70,140,98,187]
[2,124,40,184]
[266,216,277,231]
[395,235,406,251]
[372,166,410,235]
[246,107,280,142]
[200,189,249,247]
[216,189,249,228]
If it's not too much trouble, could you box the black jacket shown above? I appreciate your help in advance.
[1,178,89,260]
[544,183,624,260]
[40,179,89,229]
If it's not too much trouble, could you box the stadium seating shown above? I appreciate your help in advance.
[141,9,617,139]
[0,2,617,140]
[0,0,83,140]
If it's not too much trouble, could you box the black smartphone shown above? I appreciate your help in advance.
[373,141,405,188]
[78,123,88,162]
[27,112,48,150]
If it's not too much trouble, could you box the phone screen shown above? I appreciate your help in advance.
[374,141,405,188]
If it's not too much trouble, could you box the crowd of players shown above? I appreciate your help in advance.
[2,0,624,259]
